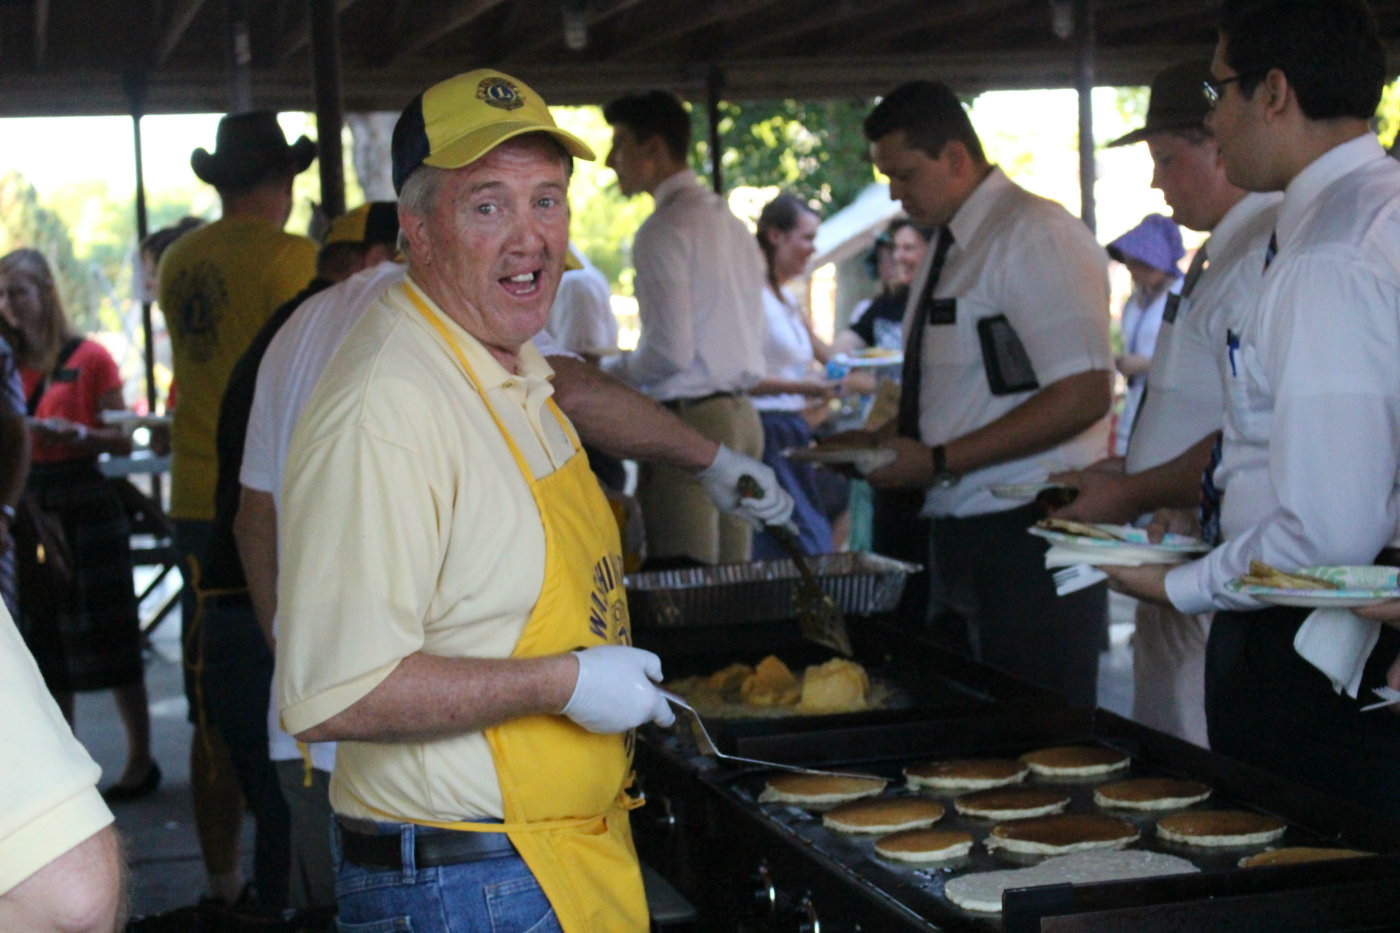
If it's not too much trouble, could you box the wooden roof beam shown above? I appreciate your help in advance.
[615,0,786,61]
[390,0,511,61]
[728,0,912,57]
[504,0,651,61]
[277,0,366,64]
[33,0,49,68]
[155,0,209,67]
[845,0,1035,55]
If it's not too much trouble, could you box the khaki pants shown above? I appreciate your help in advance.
[1132,601,1210,747]
[637,395,763,564]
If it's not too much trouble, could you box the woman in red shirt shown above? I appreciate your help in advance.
[1,248,158,800]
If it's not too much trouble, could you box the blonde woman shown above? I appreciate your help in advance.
[1,248,158,801]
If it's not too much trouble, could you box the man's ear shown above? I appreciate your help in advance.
[942,139,971,174]
[1258,68,1293,123]
[398,206,430,263]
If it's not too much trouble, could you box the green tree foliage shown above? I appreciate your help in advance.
[0,171,99,332]
[689,98,876,210]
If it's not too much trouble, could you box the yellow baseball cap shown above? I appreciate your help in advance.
[323,202,400,246]
[391,69,595,194]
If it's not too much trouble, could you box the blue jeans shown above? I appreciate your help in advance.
[333,820,565,933]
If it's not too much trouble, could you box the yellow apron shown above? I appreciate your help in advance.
[401,285,648,932]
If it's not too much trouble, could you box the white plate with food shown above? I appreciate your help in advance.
[1226,562,1400,608]
[785,446,897,473]
[1030,519,1209,562]
[830,350,904,369]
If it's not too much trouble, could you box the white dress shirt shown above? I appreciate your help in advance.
[546,247,618,357]
[1125,193,1281,474]
[1114,280,1178,456]
[1167,135,1400,620]
[604,169,766,400]
[912,167,1113,518]
[751,286,818,413]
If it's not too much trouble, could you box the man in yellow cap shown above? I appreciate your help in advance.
[274,70,674,930]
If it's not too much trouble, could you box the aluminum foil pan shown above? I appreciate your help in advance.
[625,552,921,627]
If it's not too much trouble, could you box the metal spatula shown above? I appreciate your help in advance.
[739,476,853,657]
[660,690,876,781]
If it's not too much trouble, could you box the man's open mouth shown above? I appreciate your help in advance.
[501,271,541,296]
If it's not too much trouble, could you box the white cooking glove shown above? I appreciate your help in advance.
[561,645,675,733]
[698,445,796,529]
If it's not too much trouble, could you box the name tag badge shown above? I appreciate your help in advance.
[53,368,80,383]
[927,298,957,326]
[1163,293,1184,324]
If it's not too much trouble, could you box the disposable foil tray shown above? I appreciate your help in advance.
[625,552,920,627]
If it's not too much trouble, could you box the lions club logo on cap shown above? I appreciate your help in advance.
[476,76,524,111]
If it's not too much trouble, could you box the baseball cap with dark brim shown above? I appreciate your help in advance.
[391,69,595,194]
[324,202,400,247]
[1106,60,1214,148]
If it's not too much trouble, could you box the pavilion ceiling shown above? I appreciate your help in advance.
[1,0,1398,116]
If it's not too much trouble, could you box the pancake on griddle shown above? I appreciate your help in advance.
[1156,810,1287,847]
[986,813,1139,855]
[904,758,1029,791]
[944,850,1198,913]
[874,828,974,864]
[758,773,887,809]
[955,787,1070,820]
[1019,745,1130,777]
[1239,847,1372,868]
[823,796,944,834]
[1093,777,1212,811]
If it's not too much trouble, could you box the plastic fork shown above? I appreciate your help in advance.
[660,689,877,781]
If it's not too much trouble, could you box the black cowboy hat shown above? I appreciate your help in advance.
[191,111,317,188]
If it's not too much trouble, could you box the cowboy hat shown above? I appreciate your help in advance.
[191,111,317,188]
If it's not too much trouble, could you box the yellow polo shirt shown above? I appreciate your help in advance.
[159,215,317,519]
[0,608,113,895]
[275,281,578,823]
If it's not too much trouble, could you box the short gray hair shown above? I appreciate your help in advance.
[396,165,449,257]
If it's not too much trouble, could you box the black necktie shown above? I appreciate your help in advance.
[1263,230,1278,272]
[896,227,955,438]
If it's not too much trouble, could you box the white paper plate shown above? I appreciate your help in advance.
[100,411,171,430]
[1030,524,1209,556]
[1226,565,1400,608]
[991,482,1074,500]
[785,446,897,473]
[831,351,904,369]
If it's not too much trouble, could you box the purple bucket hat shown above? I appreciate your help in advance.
[1107,213,1185,276]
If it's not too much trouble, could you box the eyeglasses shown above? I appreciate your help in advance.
[1202,71,1261,107]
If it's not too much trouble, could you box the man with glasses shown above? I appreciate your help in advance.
[1108,0,1400,816]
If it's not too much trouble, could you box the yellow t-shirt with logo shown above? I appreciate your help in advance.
[159,215,317,519]
[276,282,578,822]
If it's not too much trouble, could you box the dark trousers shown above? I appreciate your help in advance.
[1207,608,1400,817]
[929,502,1107,707]
[871,488,932,625]
[201,597,291,907]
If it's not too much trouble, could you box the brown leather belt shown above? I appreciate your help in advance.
[338,821,516,870]
[660,390,742,411]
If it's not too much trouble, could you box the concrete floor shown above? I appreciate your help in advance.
[74,580,1138,919]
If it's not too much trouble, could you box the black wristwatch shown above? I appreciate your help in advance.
[930,444,960,489]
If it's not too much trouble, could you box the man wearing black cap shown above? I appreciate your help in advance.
[157,110,318,907]
[1108,0,1400,815]
[1050,60,1280,746]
